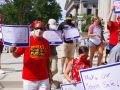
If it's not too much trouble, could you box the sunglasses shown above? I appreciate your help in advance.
[34,27,44,31]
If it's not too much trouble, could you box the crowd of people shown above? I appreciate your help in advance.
[0,5,120,90]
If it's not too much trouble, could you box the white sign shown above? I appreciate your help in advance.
[61,82,84,90]
[113,0,120,14]
[43,30,63,45]
[63,27,80,41]
[79,63,120,90]
[1,25,29,47]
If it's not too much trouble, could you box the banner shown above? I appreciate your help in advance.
[1,25,29,47]
[43,30,63,45]
[63,27,80,41]
[79,63,120,90]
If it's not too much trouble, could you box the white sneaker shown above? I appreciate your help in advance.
[59,69,63,75]
[0,70,5,74]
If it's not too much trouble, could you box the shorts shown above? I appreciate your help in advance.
[0,45,4,53]
[61,42,75,58]
[23,78,50,90]
[106,49,110,54]
[89,40,102,47]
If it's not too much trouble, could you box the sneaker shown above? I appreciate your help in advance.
[0,70,5,74]
[7,51,9,53]
[94,54,97,58]
[59,69,63,75]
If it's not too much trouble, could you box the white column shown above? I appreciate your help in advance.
[98,0,102,17]
[104,0,111,32]
[79,1,83,15]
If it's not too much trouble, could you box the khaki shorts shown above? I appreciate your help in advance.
[61,42,75,58]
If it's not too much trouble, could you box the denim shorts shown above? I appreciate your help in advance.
[89,40,102,47]
[0,45,4,53]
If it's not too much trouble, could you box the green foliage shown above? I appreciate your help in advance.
[72,14,79,26]
[72,13,94,32]
[81,13,94,32]
[0,0,62,25]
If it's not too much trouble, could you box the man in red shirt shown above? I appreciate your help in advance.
[107,6,120,51]
[10,21,51,90]
[0,14,4,74]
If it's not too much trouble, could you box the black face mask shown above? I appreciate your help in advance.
[66,19,71,24]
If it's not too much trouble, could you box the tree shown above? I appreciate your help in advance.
[81,13,94,32]
[0,0,62,25]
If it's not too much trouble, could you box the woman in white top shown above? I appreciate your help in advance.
[88,16,103,67]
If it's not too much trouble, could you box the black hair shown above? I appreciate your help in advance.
[46,24,49,30]
[78,46,89,54]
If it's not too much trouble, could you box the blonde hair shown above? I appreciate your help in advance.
[91,16,99,23]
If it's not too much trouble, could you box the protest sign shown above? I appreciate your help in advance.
[1,25,29,47]
[63,27,80,41]
[113,0,120,14]
[79,63,120,90]
[43,30,63,45]
[61,82,84,90]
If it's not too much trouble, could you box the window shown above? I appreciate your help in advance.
[87,9,91,15]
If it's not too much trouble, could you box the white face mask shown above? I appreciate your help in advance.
[34,29,43,37]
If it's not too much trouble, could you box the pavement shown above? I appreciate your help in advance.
[0,41,109,90]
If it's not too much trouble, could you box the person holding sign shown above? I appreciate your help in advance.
[0,14,4,74]
[64,46,90,85]
[88,16,103,67]
[46,19,59,89]
[10,21,51,90]
[107,6,120,50]
[57,13,75,74]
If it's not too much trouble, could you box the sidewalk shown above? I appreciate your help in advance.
[0,45,109,90]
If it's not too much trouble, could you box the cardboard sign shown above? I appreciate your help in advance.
[63,27,80,41]
[43,30,63,45]
[1,25,29,47]
[113,0,120,14]
[79,63,120,90]
[61,82,84,90]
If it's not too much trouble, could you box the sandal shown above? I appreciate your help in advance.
[100,62,106,65]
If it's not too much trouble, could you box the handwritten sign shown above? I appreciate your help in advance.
[63,27,80,41]
[79,63,120,90]
[61,82,84,90]
[1,25,29,47]
[43,30,63,45]
[113,0,120,14]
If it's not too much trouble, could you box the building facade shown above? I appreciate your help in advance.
[64,0,98,16]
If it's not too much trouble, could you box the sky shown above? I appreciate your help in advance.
[56,0,66,24]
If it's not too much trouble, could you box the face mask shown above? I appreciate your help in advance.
[97,20,100,23]
[35,29,43,37]
[66,20,71,24]
[49,27,55,30]
[79,55,87,62]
